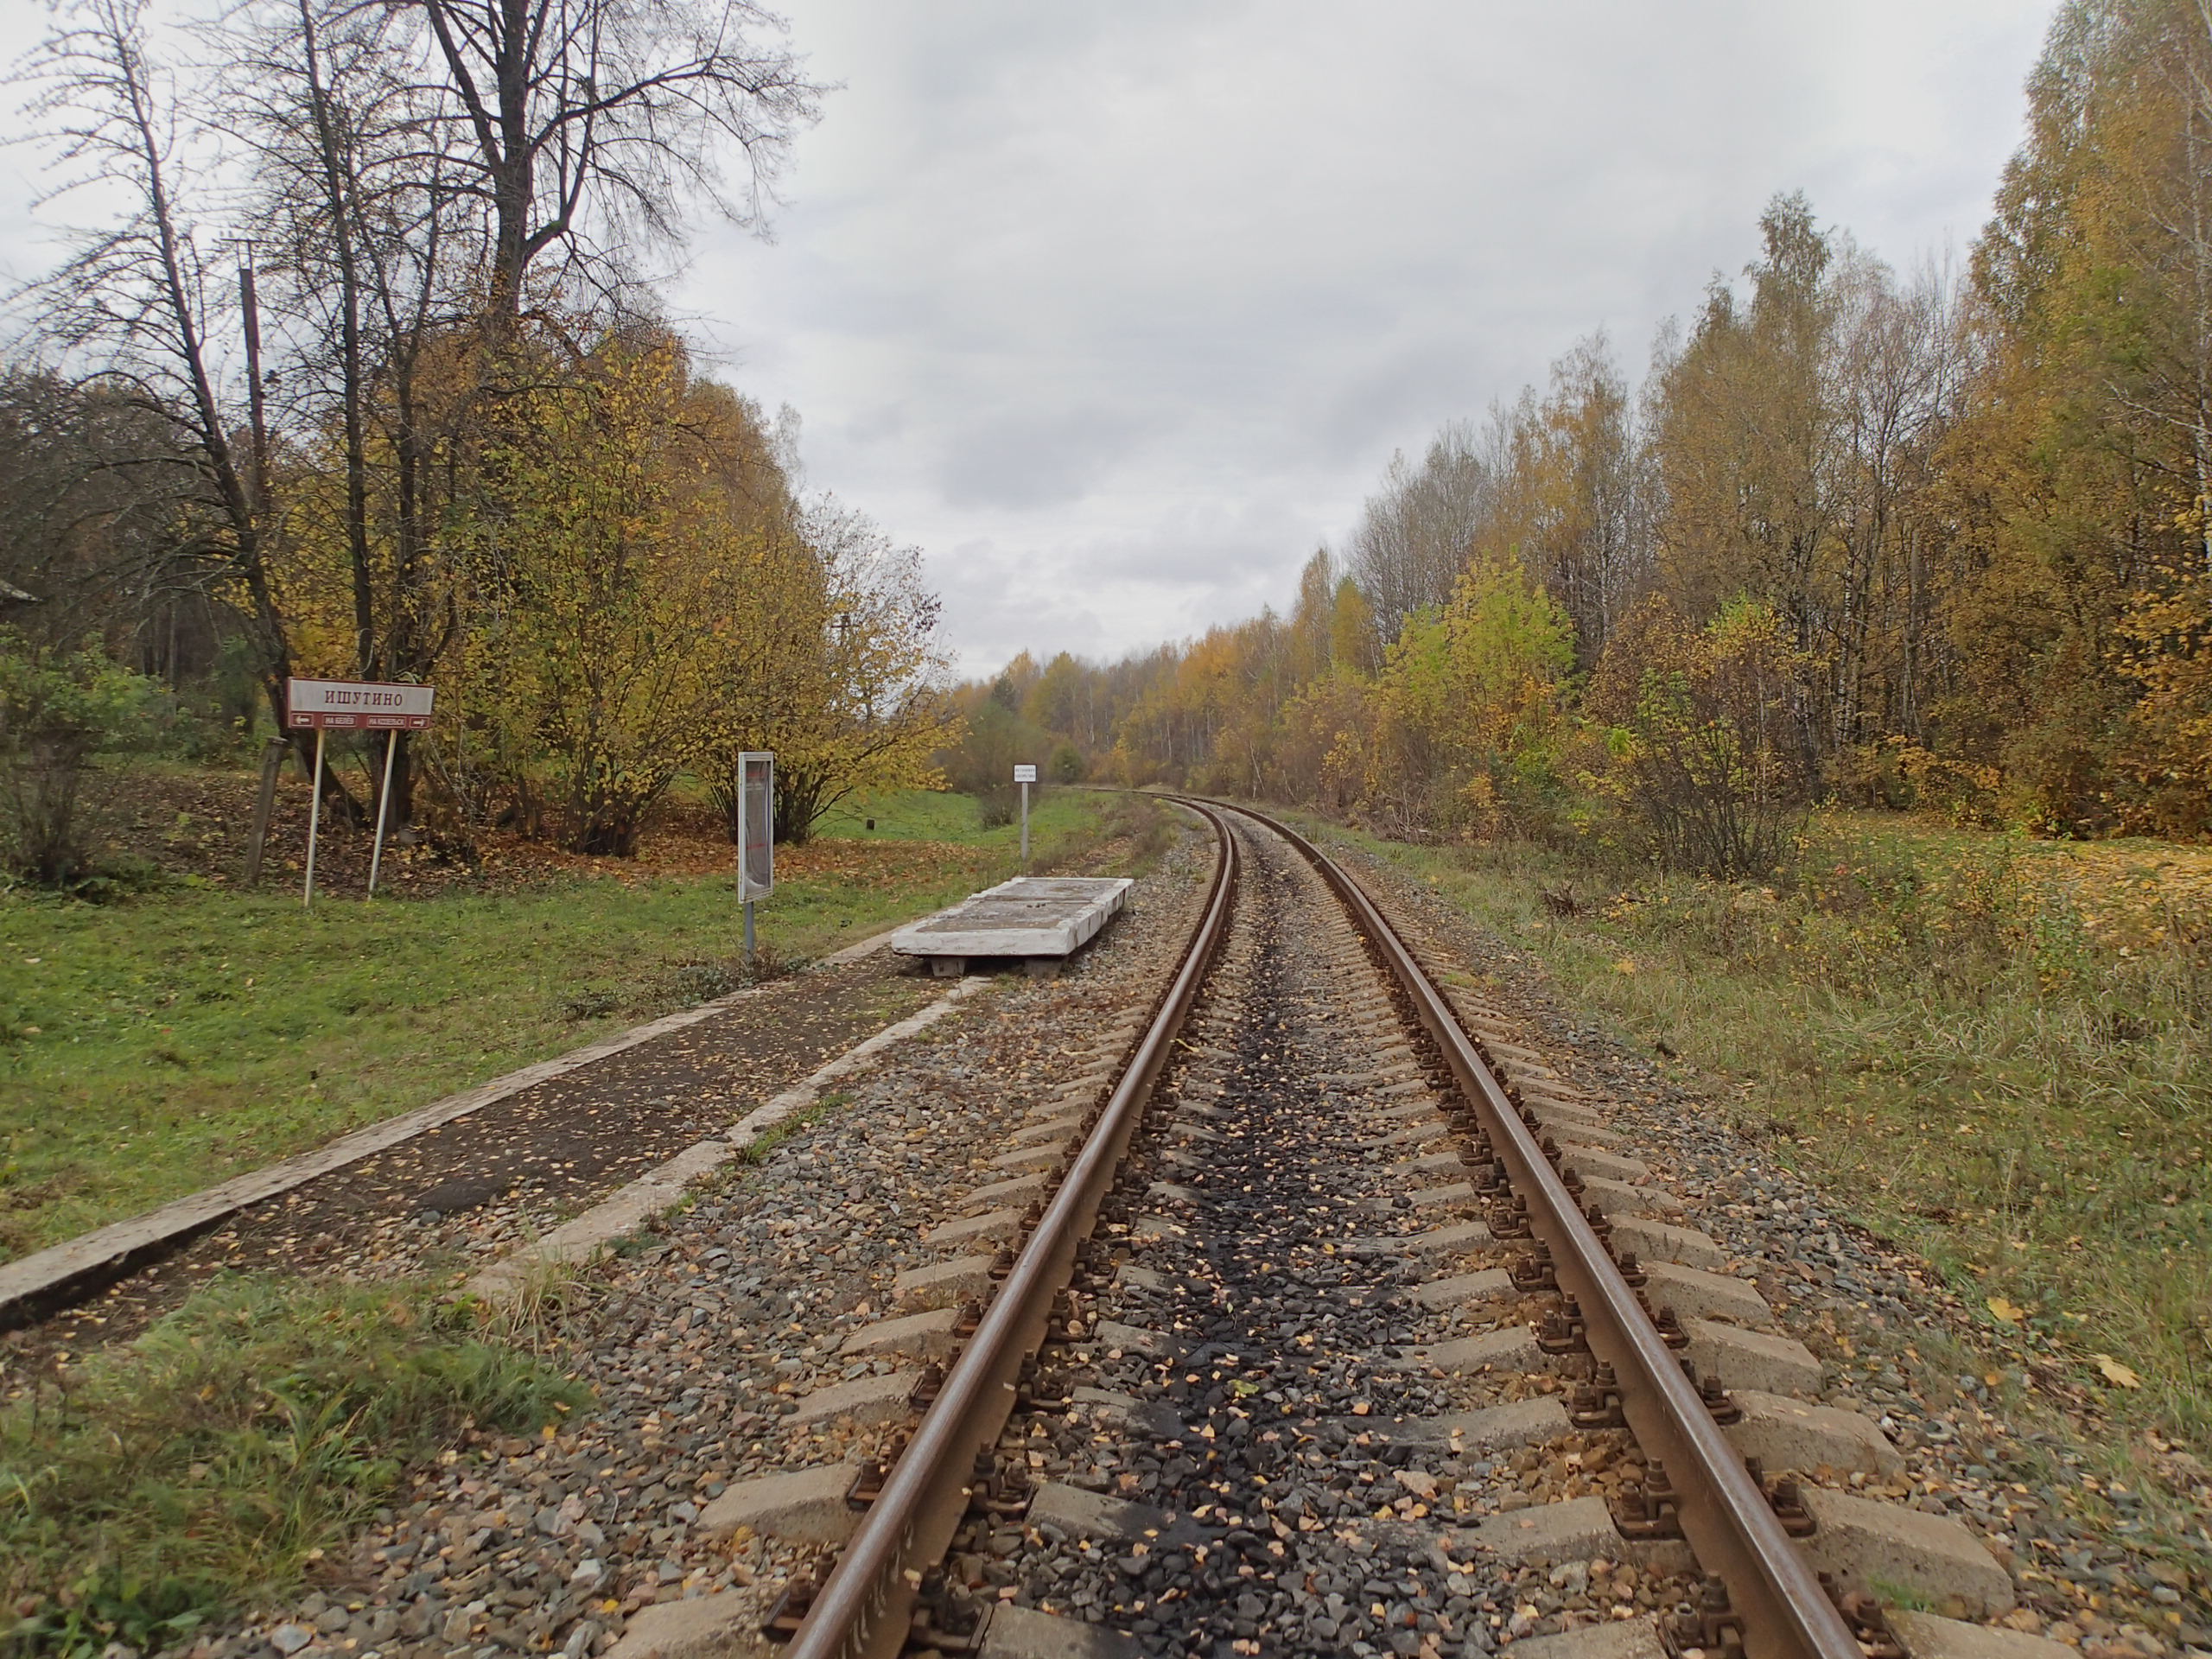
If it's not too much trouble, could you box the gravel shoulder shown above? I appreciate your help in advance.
[3,950,946,1378]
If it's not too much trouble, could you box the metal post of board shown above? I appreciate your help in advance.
[367,728,399,897]
[243,734,287,888]
[1014,762,1037,868]
[736,750,774,970]
[302,727,327,907]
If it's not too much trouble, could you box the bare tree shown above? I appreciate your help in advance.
[11,0,296,712]
[1349,420,1493,639]
[392,0,825,316]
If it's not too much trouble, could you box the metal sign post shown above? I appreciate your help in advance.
[367,729,399,895]
[736,752,775,961]
[1014,764,1037,867]
[285,678,435,906]
[303,728,327,906]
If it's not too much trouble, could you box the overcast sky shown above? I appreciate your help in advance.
[2,1,2056,677]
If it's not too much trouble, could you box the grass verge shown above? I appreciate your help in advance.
[0,786,1126,1258]
[1293,808,2212,1450]
[1,1276,583,1657]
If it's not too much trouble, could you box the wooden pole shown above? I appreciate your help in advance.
[243,734,287,888]
[302,728,326,907]
[367,728,399,896]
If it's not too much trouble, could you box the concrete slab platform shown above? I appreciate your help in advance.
[924,1207,1025,1250]
[966,1172,1052,1211]
[1559,1144,1652,1184]
[891,876,1134,963]
[1580,1176,1682,1217]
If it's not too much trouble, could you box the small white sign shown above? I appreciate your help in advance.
[1014,764,1038,783]
[286,677,435,730]
[737,752,774,899]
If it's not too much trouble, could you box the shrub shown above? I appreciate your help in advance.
[1588,596,1811,877]
[0,633,159,887]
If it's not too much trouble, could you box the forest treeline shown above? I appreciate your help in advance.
[964,0,2212,872]
[0,0,953,883]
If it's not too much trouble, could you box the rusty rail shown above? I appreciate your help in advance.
[782,799,1239,1659]
[785,793,1860,1659]
[1233,802,1861,1659]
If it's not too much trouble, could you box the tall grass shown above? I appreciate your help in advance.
[1,1277,586,1657]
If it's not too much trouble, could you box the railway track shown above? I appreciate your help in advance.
[723,801,2039,1659]
[17,801,2176,1659]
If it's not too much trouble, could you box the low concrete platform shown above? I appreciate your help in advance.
[891,876,1135,974]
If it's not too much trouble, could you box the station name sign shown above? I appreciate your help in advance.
[286,677,435,731]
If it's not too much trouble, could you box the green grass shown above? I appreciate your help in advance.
[810,783,1097,846]
[0,786,1129,1259]
[1291,808,2212,1451]
[1,1276,584,1657]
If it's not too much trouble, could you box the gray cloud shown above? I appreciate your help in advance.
[675,0,2050,673]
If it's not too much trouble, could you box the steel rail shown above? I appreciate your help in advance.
[783,799,1241,1659]
[1223,800,1860,1659]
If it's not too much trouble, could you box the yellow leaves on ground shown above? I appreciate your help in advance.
[1986,1296,2024,1324]
[2018,842,2212,954]
[2094,1355,2143,1389]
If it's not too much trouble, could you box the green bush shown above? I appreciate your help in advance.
[0,634,160,887]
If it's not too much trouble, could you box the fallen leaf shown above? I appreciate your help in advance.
[2093,1354,2141,1389]
[1986,1296,2024,1324]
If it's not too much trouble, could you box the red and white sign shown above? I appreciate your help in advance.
[286,678,435,730]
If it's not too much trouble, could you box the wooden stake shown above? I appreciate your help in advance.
[244,734,286,888]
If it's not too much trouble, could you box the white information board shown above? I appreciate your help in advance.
[737,752,773,899]
[1014,764,1038,783]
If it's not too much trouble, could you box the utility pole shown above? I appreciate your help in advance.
[238,246,270,514]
